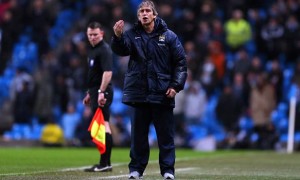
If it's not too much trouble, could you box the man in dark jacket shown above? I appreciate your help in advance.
[112,1,187,179]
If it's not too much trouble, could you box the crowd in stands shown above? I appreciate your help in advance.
[1,0,300,151]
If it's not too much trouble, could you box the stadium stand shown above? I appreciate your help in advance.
[0,0,300,151]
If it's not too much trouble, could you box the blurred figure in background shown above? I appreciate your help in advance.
[75,106,94,147]
[231,72,250,110]
[61,104,81,145]
[184,81,207,125]
[267,59,283,103]
[25,0,55,57]
[110,113,130,147]
[173,89,187,147]
[33,67,53,124]
[224,9,252,53]
[9,67,34,103]
[198,56,218,97]
[260,17,285,61]
[13,81,34,125]
[216,84,244,148]
[207,40,226,85]
[284,14,300,64]
[249,72,277,149]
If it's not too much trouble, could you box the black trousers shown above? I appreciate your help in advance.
[129,103,175,176]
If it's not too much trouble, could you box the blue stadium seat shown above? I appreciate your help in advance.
[7,124,32,140]
[148,124,157,146]
[48,9,80,49]
[3,67,15,79]
[279,133,287,143]
[213,131,226,142]
[226,52,235,69]
[215,8,224,20]
[258,9,267,20]
[245,40,257,56]
[283,68,294,100]
[48,27,65,48]
[31,123,44,140]
[250,133,259,143]
[187,125,209,140]
[271,110,280,126]
[23,125,32,139]
[278,102,288,113]
[52,105,63,124]
[76,100,85,115]
[0,77,9,105]
[110,87,128,115]
[3,131,13,140]
[279,133,300,143]
[278,118,288,134]
[11,34,38,73]
[239,116,253,132]
[295,132,300,143]
[272,102,289,132]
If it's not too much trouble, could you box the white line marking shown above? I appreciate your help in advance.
[0,157,195,177]
[99,167,197,179]
[60,163,126,172]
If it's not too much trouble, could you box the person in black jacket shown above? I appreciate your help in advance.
[83,22,114,172]
[112,1,187,179]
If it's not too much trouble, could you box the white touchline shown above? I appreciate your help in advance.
[60,157,196,172]
[60,162,127,172]
[0,157,197,176]
[99,167,198,180]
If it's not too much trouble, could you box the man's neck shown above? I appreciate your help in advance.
[143,21,155,33]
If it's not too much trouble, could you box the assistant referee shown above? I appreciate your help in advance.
[83,21,114,172]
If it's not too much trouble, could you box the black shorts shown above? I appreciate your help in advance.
[89,86,113,122]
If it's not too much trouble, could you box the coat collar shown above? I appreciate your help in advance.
[133,17,168,35]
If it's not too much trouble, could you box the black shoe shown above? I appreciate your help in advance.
[84,164,112,172]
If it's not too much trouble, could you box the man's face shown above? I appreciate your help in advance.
[87,28,103,46]
[138,5,156,26]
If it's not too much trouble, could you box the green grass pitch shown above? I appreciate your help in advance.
[0,147,300,179]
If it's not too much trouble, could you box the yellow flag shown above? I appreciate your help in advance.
[88,108,106,154]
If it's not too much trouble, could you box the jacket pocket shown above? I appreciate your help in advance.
[124,72,143,92]
[155,72,171,93]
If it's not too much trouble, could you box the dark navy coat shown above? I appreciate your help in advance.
[111,17,187,107]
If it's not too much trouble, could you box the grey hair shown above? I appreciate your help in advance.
[137,0,158,17]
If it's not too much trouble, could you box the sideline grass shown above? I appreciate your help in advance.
[0,147,300,179]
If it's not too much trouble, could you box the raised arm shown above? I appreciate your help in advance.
[111,20,131,56]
